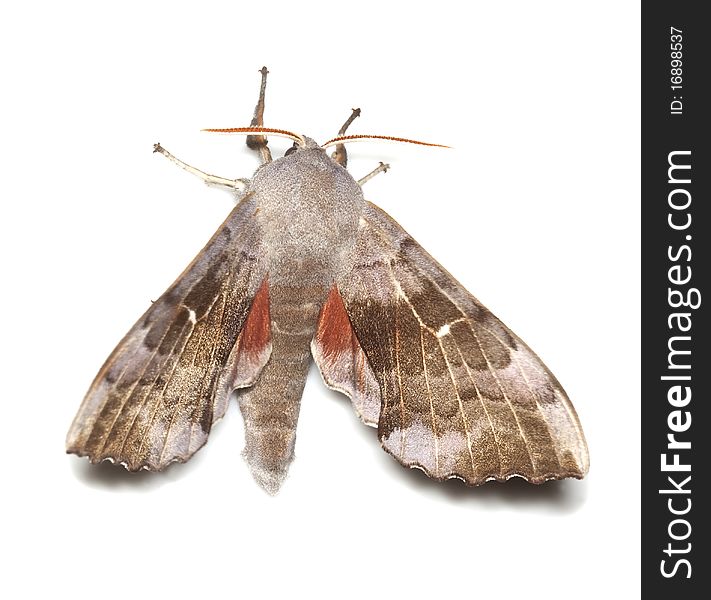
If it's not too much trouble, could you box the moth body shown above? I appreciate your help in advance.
[238,141,364,493]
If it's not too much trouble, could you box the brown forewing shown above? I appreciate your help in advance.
[66,194,270,471]
[336,202,589,485]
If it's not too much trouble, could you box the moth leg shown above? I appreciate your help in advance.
[331,108,361,168]
[357,161,390,186]
[153,143,248,192]
[246,66,272,164]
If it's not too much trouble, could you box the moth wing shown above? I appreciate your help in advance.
[319,202,588,484]
[312,287,381,427]
[67,194,271,471]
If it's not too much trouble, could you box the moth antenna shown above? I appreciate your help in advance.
[322,134,450,149]
[203,127,306,147]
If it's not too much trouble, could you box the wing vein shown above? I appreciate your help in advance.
[468,323,537,474]
[157,290,226,466]
[479,325,585,450]
[183,264,237,455]
[394,298,406,458]
[363,214,538,473]
[477,321,563,468]
[87,338,146,443]
[435,336,476,474]
[96,323,170,457]
[135,317,194,461]
[98,255,228,457]
[115,282,209,461]
[450,336,502,474]
[420,326,439,476]
[189,289,230,453]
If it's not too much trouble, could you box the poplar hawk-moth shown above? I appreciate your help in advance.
[67,68,589,494]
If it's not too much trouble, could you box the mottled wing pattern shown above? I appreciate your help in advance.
[66,194,271,471]
[335,202,589,484]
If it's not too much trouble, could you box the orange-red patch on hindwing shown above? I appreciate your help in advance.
[312,286,381,426]
[232,278,272,389]
[315,286,355,359]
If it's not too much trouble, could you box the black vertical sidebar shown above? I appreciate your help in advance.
[642,3,708,597]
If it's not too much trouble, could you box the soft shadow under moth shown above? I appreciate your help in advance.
[67,67,589,494]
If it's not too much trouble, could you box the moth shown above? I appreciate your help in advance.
[67,68,589,494]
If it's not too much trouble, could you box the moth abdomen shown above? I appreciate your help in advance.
[237,284,328,494]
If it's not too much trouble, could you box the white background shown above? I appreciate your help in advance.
[1,2,640,598]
